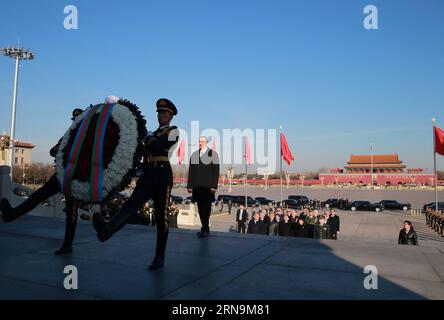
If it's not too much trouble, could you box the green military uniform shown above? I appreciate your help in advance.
[314,223,330,239]
[93,99,179,270]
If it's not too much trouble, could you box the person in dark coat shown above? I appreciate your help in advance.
[262,209,271,223]
[289,210,298,223]
[228,200,233,215]
[398,221,418,245]
[305,211,317,238]
[327,210,340,240]
[267,212,279,236]
[259,209,269,232]
[247,212,266,235]
[314,216,330,239]
[293,218,308,238]
[236,205,249,234]
[187,136,220,238]
[168,202,179,229]
[278,214,293,237]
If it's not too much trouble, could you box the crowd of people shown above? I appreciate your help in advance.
[235,205,340,240]
[99,194,420,246]
[425,209,444,237]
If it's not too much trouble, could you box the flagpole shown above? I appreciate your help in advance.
[245,158,248,208]
[433,118,438,212]
[370,143,374,186]
[244,134,249,208]
[280,126,283,205]
[182,163,185,187]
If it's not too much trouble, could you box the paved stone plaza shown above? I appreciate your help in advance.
[1,210,443,299]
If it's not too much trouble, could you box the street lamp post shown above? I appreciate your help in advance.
[370,143,374,186]
[2,46,35,180]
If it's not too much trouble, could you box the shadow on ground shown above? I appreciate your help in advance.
[1,215,443,299]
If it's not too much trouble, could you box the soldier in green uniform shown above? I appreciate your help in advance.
[92,98,179,271]
[313,215,330,240]
[1,108,84,256]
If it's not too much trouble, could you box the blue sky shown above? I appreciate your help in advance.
[0,0,443,173]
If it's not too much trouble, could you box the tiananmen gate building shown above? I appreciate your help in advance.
[319,154,436,186]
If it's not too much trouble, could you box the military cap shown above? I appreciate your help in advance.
[72,108,83,120]
[156,98,177,116]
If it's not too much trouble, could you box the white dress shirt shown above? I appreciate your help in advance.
[200,147,208,158]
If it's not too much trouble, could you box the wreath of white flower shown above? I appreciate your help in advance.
[55,103,139,202]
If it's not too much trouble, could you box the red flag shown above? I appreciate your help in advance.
[435,126,444,156]
[245,135,252,165]
[177,138,186,165]
[280,132,294,165]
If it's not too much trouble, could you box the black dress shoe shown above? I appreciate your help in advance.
[54,244,73,255]
[148,256,164,271]
[92,212,109,242]
[0,199,14,223]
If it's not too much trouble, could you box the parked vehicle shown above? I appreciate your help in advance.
[423,202,444,211]
[376,200,410,211]
[276,199,300,209]
[254,197,275,205]
[346,201,384,212]
[231,196,260,207]
[13,188,29,198]
[323,198,339,208]
[288,195,309,205]
[171,195,184,204]
[217,195,235,204]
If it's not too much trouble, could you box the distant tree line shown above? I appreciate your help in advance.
[12,163,55,186]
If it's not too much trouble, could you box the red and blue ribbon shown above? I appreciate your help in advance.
[63,103,115,202]
[90,103,114,202]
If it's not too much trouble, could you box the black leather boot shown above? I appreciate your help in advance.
[55,207,78,255]
[54,243,73,255]
[0,199,15,223]
[148,256,164,271]
[0,197,43,223]
[1,175,60,223]
[93,210,130,242]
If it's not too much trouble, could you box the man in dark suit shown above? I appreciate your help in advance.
[294,218,308,238]
[278,214,293,237]
[247,212,266,235]
[187,136,220,238]
[236,205,249,233]
[267,212,279,235]
[327,210,340,240]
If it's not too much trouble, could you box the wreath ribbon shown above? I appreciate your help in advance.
[63,103,114,201]
[63,105,98,198]
[90,103,114,202]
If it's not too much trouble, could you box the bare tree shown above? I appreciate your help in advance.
[12,163,55,186]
